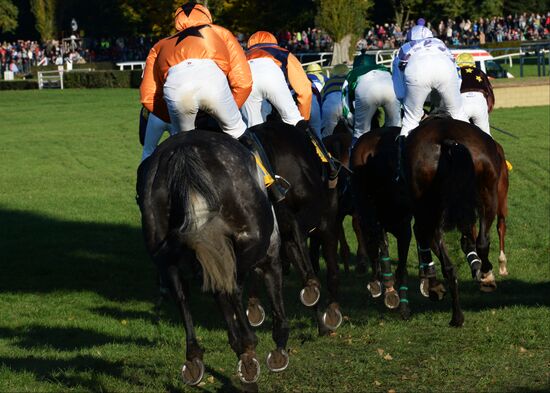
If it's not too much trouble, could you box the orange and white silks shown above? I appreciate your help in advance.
[246,31,312,121]
[139,3,252,137]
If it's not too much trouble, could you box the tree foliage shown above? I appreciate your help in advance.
[0,0,18,33]
[30,0,56,40]
[316,0,372,64]
[390,0,422,28]
[317,0,372,41]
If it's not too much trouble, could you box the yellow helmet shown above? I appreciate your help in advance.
[332,63,349,76]
[306,63,323,74]
[456,53,475,67]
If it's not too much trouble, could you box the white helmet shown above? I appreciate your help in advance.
[406,25,433,41]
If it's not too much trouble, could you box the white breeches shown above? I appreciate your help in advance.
[163,59,246,138]
[400,53,468,137]
[309,96,322,138]
[141,112,174,161]
[321,92,344,137]
[241,58,303,127]
[462,91,491,135]
[353,70,401,139]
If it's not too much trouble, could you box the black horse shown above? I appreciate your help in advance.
[136,130,289,386]
[247,120,343,334]
[322,120,368,274]
[406,117,503,327]
[351,126,413,319]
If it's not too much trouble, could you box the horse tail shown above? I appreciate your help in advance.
[439,139,477,231]
[164,145,237,294]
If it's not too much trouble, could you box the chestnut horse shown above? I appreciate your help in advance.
[406,116,506,326]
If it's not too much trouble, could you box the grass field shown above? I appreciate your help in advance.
[0,89,548,392]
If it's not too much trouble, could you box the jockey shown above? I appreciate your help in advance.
[243,31,338,178]
[140,2,287,202]
[320,63,349,137]
[456,52,494,136]
[306,63,327,138]
[392,21,468,179]
[241,31,305,128]
[342,53,401,145]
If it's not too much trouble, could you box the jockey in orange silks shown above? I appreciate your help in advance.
[241,31,311,127]
[242,31,338,178]
[140,2,251,137]
[140,2,287,202]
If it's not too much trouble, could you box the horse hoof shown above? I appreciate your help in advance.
[498,252,509,276]
[246,303,266,327]
[471,262,482,281]
[367,280,382,298]
[322,303,343,331]
[384,290,400,309]
[428,283,446,301]
[237,354,260,384]
[480,271,497,292]
[181,358,205,386]
[449,314,465,327]
[266,349,289,372]
[419,278,430,298]
[300,285,320,307]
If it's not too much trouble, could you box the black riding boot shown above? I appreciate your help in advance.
[296,120,339,180]
[395,135,406,182]
[238,129,288,203]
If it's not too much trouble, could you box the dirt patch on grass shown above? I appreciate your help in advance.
[493,81,549,108]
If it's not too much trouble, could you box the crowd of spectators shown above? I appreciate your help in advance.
[1,11,548,76]
[0,38,89,75]
[358,12,550,50]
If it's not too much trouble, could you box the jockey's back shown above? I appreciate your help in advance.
[140,3,251,120]
[245,31,312,120]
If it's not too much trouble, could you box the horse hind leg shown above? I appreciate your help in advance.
[433,230,464,327]
[352,214,368,275]
[497,215,508,276]
[216,288,261,385]
[262,258,290,373]
[164,263,205,386]
[395,225,412,320]
[477,202,498,292]
[246,269,267,327]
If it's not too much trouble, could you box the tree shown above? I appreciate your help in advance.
[390,0,421,29]
[0,0,18,34]
[30,0,56,40]
[317,0,372,65]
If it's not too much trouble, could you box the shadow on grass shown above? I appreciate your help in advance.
[0,355,127,391]
[0,325,154,351]
[0,207,154,302]
[1,206,548,322]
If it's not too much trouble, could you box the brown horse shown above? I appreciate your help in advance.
[406,116,505,326]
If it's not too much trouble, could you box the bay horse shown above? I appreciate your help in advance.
[136,130,289,386]
[351,126,413,319]
[247,120,343,335]
[406,116,504,327]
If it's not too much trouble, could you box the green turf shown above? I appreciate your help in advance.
[0,89,548,392]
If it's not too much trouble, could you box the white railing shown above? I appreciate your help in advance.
[38,70,64,89]
[37,68,94,90]
[116,61,146,71]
